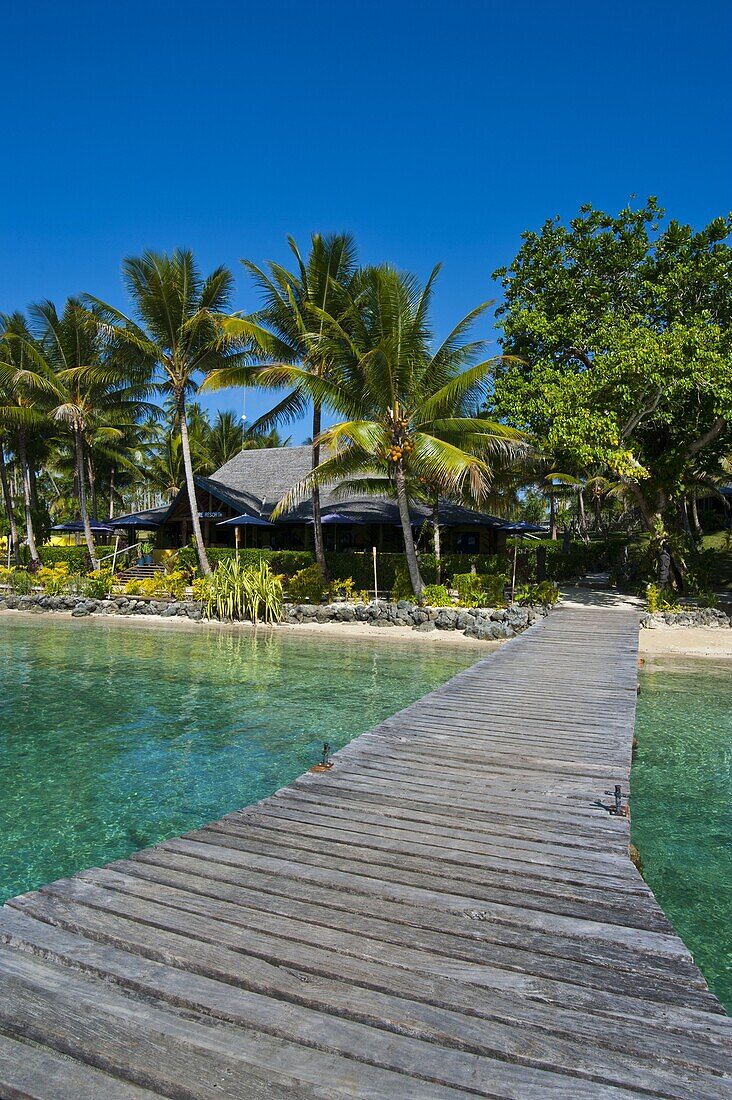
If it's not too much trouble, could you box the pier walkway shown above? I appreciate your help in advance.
[1,606,730,1097]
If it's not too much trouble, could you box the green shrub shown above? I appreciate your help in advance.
[37,545,115,572]
[514,580,559,606]
[422,584,452,607]
[10,569,33,594]
[37,563,71,595]
[204,560,283,623]
[287,564,328,604]
[84,570,113,599]
[391,565,415,601]
[645,583,680,613]
[452,573,486,606]
[329,576,355,601]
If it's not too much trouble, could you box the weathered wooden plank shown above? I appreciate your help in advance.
[0,605,729,1098]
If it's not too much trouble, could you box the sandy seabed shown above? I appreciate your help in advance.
[0,608,492,650]
[638,625,732,660]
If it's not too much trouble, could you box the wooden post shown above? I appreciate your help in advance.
[372,546,378,600]
[511,540,518,602]
[235,526,240,560]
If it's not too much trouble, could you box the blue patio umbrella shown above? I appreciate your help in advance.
[216,512,275,551]
[52,520,115,534]
[216,514,275,527]
[500,521,547,534]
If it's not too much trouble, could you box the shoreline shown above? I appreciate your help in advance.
[0,607,492,650]
[3,602,732,657]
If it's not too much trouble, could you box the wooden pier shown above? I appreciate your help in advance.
[1,606,730,1097]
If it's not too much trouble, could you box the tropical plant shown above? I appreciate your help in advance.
[0,313,52,567]
[202,559,282,623]
[265,264,526,602]
[287,563,328,604]
[421,584,452,606]
[89,250,246,575]
[206,233,359,579]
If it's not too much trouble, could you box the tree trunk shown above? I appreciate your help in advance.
[179,393,211,576]
[311,402,330,581]
[87,454,98,520]
[577,489,589,542]
[680,498,696,553]
[75,429,99,570]
[0,442,21,566]
[432,494,441,583]
[109,467,115,519]
[549,491,557,540]
[28,463,38,511]
[594,495,603,532]
[690,493,703,539]
[395,463,424,602]
[17,432,40,566]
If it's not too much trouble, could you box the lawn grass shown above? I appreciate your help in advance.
[701,530,732,590]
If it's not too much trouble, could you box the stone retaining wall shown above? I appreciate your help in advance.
[0,593,552,640]
[640,607,731,629]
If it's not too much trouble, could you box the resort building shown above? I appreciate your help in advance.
[109,445,509,555]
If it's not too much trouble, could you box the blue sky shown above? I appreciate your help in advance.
[1,0,730,440]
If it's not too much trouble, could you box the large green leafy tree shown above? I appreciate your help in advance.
[270,264,525,601]
[90,250,245,575]
[491,200,732,562]
[205,233,358,579]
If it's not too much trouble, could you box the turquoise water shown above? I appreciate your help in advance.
[632,659,732,1011]
[0,616,478,902]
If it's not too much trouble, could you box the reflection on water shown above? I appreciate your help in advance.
[0,616,477,901]
[632,659,732,1010]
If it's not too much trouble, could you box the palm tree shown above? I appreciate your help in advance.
[268,265,526,601]
[0,313,55,567]
[206,410,245,470]
[89,250,245,575]
[9,300,151,569]
[204,233,358,579]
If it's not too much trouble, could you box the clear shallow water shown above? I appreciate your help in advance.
[0,617,478,902]
[632,659,732,1011]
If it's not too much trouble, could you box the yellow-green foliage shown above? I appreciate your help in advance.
[452,572,508,607]
[204,560,283,623]
[37,562,70,595]
[125,571,189,600]
[422,584,453,607]
[514,580,559,606]
[287,564,328,604]
[645,583,680,613]
[85,570,113,599]
[329,576,355,601]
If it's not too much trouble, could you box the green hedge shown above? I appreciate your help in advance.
[510,538,631,583]
[174,547,509,590]
[37,545,116,571]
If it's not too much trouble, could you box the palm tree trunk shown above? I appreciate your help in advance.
[28,464,38,511]
[311,402,330,580]
[691,492,703,539]
[432,495,441,583]
[549,491,557,540]
[577,489,589,542]
[109,467,115,519]
[179,394,212,576]
[17,432,40,567]
[0,442,21,566]
[87,454,98,520]
[75,429,99,570]
[395,463,424,602]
